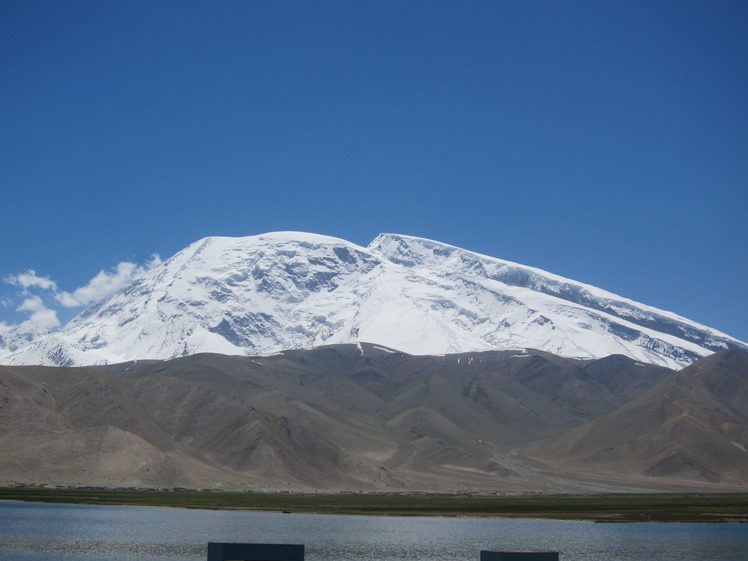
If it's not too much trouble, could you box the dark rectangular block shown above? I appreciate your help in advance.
[207,542,304,561]
[480,550,559,561]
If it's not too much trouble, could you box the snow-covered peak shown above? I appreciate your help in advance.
[368,233,453,266]
[370,233,735,350]
[2,232,745,369]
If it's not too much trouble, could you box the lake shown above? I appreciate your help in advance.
[0,501,745,561]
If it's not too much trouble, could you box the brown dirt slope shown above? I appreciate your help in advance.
[522,350,748,489]
[2,345,745,493]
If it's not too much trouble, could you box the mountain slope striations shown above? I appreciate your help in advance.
[521,350,748,487]
[0,344,694,492]
[3,345,746,492]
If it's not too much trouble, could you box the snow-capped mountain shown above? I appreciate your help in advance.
[2,232,745,369]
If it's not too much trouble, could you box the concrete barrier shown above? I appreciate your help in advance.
[207,543,304,561]
[481,550,559,561]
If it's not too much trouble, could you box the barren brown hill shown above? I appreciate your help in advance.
[522,349,748,490]
[3,345,744,493]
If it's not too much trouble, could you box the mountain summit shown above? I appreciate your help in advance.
[2,232,744,368]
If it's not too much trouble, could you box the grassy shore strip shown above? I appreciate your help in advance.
[1,487,747,523]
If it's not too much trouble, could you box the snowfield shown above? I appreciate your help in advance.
[1,232,745,368]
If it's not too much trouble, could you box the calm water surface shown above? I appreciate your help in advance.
[0,501,745,561]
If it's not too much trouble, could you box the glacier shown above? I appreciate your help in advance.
[1,232,745,369]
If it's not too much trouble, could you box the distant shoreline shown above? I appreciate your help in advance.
[1,487,747,523]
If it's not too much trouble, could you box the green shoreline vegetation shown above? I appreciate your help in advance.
[1,487,747,523]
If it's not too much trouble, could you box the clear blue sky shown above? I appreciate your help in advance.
[2,0,747,342]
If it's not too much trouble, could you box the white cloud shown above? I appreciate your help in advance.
[56,255,161,308]
[16,296,60,330]
[6,270,58,291]
[1,255,161,343]
[17,296,44,313]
